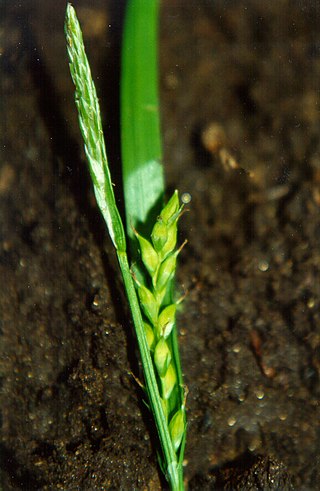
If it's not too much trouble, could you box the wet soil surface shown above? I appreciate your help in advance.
[1,1,320,489]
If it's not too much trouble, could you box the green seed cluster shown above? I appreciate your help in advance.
[134,190,186,453]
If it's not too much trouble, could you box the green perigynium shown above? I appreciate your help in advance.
[134,190,187,457]
[169,408,185,451]
[158,303,176,338]
[134,230,159,276]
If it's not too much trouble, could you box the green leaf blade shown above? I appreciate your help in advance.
[121,0,165,244]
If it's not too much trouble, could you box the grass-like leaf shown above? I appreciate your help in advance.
[121,0,164,247]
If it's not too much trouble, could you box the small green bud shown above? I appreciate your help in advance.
[160,190,180,224]
[134,230,159,276]
[169,408,185,451]
[156,251,178,292]
[151,218,168,253]
[158,304,176,338]
[160,363,176,400]
[144,321,155,350]
[154,338,171,377]
[137,284,158,325]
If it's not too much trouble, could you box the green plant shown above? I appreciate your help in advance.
[65,3,186,490]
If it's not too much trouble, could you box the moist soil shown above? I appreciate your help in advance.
[1,1,320,489]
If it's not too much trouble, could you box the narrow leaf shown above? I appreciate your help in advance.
[121,0,165,247]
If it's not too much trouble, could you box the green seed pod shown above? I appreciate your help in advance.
[138,284,159,325]
[160,190,180,223]
[154,338,171,377]
[134,230,159,276]
[156,251,178,293]
[160,363,177,400]
[161,397,169,421]
[154,285,168,308]
[151,218,168,253]
[160,221,178,260]
[158,304,176,338]
[144,321,155,350]
[169,408,185,451]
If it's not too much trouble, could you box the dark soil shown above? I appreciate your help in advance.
[1,1,320,489]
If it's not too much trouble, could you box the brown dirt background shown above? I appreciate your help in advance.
[1,1,320,489]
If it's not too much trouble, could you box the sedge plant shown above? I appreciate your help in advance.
[65,2,186,490]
